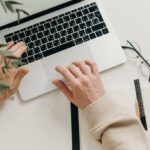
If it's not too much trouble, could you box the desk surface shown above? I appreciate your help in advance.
[0,0,150,149]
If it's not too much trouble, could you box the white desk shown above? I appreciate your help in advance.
[0,0,150,149]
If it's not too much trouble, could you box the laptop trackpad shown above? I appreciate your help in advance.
[41,44,94,82]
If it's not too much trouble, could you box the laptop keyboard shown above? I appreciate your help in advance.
[4,2,109,66]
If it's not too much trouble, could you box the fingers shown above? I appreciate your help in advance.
[7,41,14,49]
[85,60,99,75]
[10,42,27,58]
[52,79,73,101]
[11,68,29,92]
[67,64,82,78]
[56,66,76,83]
[72,61,90,75]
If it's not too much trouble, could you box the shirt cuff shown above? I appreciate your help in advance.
[82,94,126,139]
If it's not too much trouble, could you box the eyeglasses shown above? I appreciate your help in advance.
[122,40,150,82]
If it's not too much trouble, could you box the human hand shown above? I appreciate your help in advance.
[52,60,105,109]
[0,41,29,103]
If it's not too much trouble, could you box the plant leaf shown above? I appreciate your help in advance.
[4,1,15,12]
[0,0,7,13]
[11,60,22,67]
[16,9,29,23]
[0,50,13,55]
[0,43,7,47]
[0,82,10,92]
[5,55,19,60]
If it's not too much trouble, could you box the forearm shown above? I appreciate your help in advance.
[82,94,150,150]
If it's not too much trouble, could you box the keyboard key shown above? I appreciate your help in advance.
[75,18,82,24]
[5,37,12,42]
[72,33,79,39]
[79,30,85,36]
[102,28,109,34]
[67,28,73,34]
[35,53,43,60]
[51,20,57,26]
[92,23,106,31]
[34,47,41,54]
[82,16,88,22]
[37,32,44,38]
[40,44,47,51]
[66,35,73,41]
[90,2,96,6]
[24,37,30,43]
[50,27,56,34]
[94,11,103,22]
[21,52,27,59]
[56,25,63,31]
[5,33,13,38]
[43,30,50,36]
[88,13,95,19]
[70,13,76,19]
[73,25,80,32]
[69,20,76,27]
[34,40,41,46]
[31,35,37,41]
[60,37,66,44]
[27,49,34,56]
[12,35,19,41]
[21,58,28,65]
[31,27,38,34]
[92,18,99,25]
[95,30,102,37]
[46,42,53,49]
[28,42,35,49]
[80,23,86,29]
[41,37,48,44]
[18,32,25,39]
[86,20,92,27]
[38,25,44,31]
[60,30,67,36]
[44,23,51,29]
[89,6,98,12]
[54,33,60,39]
[76,11,83,17]
[53,40,60,46]
[82,9,89,15]
[63,23,69,29]
[40,21,45,24]
[75,38,83,45]
[25,30,32,36]
[43,41,75,57]
[89,33,96,39]
[83,35,90,42]
[47,35,54,41]
[57,18,64,24]
[28,56,35,63]
[64,16,70,22]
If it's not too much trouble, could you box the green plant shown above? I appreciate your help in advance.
[0,0,29,23]
[0,0,29,92]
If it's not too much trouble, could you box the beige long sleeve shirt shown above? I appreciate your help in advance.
[82,94,150,150]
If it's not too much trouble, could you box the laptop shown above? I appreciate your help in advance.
[0,0,126,101]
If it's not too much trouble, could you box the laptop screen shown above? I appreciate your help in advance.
[0,0,80,29]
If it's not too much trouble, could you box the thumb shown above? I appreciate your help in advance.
[12,68,29,91]
[52,80,73,101]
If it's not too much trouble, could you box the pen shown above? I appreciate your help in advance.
[134,79,148,131]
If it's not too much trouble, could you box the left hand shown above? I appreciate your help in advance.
[0,41,29,103]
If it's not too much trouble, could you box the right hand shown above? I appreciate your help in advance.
[52,60,105,109]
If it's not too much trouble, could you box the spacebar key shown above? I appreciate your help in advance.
[43,41,75,57]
